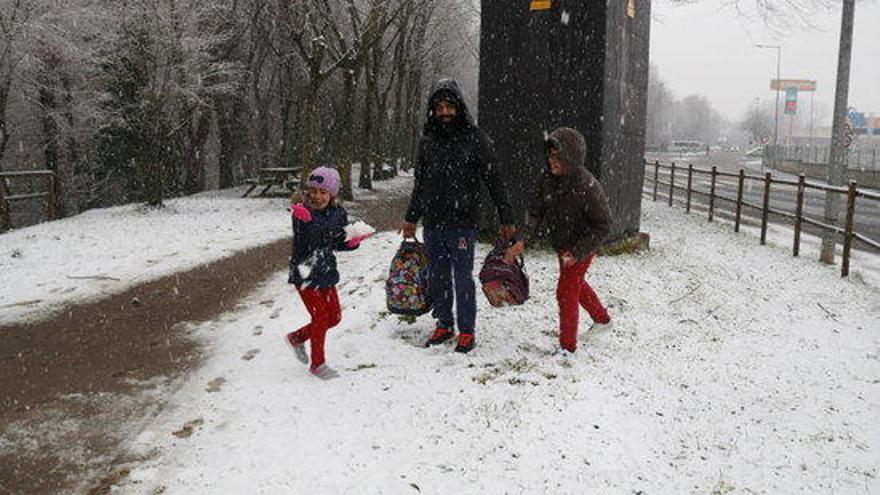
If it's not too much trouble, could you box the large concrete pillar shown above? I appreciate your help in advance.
[479,0,651,240]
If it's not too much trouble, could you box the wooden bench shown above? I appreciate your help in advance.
[242,167,302,197]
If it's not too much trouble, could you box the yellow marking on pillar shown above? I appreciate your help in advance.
[530,0,551,11]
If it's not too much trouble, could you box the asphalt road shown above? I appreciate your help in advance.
[645,152,880,255]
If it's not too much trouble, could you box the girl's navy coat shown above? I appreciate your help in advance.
[288,204,356,288]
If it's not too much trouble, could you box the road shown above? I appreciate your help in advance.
[645,151,880,255]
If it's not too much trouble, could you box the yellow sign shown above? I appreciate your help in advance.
[530,0,551,11]
[770,79,817,92]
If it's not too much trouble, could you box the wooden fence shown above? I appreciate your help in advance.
[0,170,58,232]
[644,160,880,277]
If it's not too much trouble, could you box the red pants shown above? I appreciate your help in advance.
[556,253,610,352]
[290,287,342,370]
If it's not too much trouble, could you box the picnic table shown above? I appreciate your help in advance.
[242,167,302,197]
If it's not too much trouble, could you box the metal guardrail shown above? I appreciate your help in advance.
[644,160,880,278]
[0,170,58,232]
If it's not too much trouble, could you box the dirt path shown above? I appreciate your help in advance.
[0,192,410,495]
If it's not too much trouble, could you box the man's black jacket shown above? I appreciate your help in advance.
[405,79,514,229]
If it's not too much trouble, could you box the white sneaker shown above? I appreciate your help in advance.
[285,334,309,364]
[579,320,613,342]
[589,320,614,335]
[310,364,340,380]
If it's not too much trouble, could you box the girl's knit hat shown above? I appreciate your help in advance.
[307,166,341,197]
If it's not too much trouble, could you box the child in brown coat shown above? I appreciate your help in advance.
[507,127,612,352]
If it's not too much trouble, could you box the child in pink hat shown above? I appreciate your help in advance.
[285,167,371,379]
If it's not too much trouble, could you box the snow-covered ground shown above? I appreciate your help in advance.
[0,172,411,326]
[111,200,880,494]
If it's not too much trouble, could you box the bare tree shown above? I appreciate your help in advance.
[740,99,774,146]
[0,0,38,168]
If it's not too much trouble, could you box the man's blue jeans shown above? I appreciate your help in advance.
[424,227,477,334]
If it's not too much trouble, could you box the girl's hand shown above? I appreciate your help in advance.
[290,203,312,222]
[345,233,373,248]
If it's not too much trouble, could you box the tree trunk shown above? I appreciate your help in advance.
[278,69,295,169]
[298,81,320,184]
[214,94,251,189]
[215,99,236,189]
[405,8,430,167]
[0,76,12,166]
[391,4,412,170]
[184,107,212,194]
[39,84,65,217]
[358,54,375,190]
[337,69,358,200]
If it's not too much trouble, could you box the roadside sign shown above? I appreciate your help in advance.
[771,79,817,92]
[784,87,798,115]
[848,110,867,128]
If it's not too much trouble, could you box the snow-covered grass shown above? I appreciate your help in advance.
[0,188,289,325]
[115,200,880,494]
[0,172,412,327]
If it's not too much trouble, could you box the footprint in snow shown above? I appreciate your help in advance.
[241,349,260,361]
[205,377,226,393]
[252,325,264,336]
[172,418,204,439]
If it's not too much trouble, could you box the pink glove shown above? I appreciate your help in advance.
[345,233,373,248]
[289,203,312,222]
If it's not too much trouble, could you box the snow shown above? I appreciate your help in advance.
[344,221,376,241]
[0,168,411,327]
[111,201,879,494]
[0,188,290,326]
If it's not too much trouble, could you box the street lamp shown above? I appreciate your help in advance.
[755,44,781,155]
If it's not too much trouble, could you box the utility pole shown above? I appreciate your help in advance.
[820,0,855,264]
[756,44,782,157]
[809,89,815,152]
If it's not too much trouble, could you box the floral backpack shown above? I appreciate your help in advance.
[385,240,432,315]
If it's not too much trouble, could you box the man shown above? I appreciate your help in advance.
[506,127,612,353]
[401,78,515,353]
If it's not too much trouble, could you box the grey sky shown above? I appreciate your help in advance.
[650,0,880,125]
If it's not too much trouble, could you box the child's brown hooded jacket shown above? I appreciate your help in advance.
[524,127,613,260]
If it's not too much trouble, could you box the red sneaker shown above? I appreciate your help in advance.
[454,333,475,353]
[425,327,455,347]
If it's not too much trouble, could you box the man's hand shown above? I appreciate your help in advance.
[504,240,525,264]
[399,221,417,239]
[498,224,517,241]
[559,250,575,268]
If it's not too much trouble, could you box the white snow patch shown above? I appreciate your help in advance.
[344,221,376,241]
[115,201,879,494]
[0,188,291,326]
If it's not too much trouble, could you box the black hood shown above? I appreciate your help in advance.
[423,78,475,135]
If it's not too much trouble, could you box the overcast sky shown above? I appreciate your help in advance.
[650,0,880,125]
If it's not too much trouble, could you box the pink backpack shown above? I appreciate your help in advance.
[478,239,529,307]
